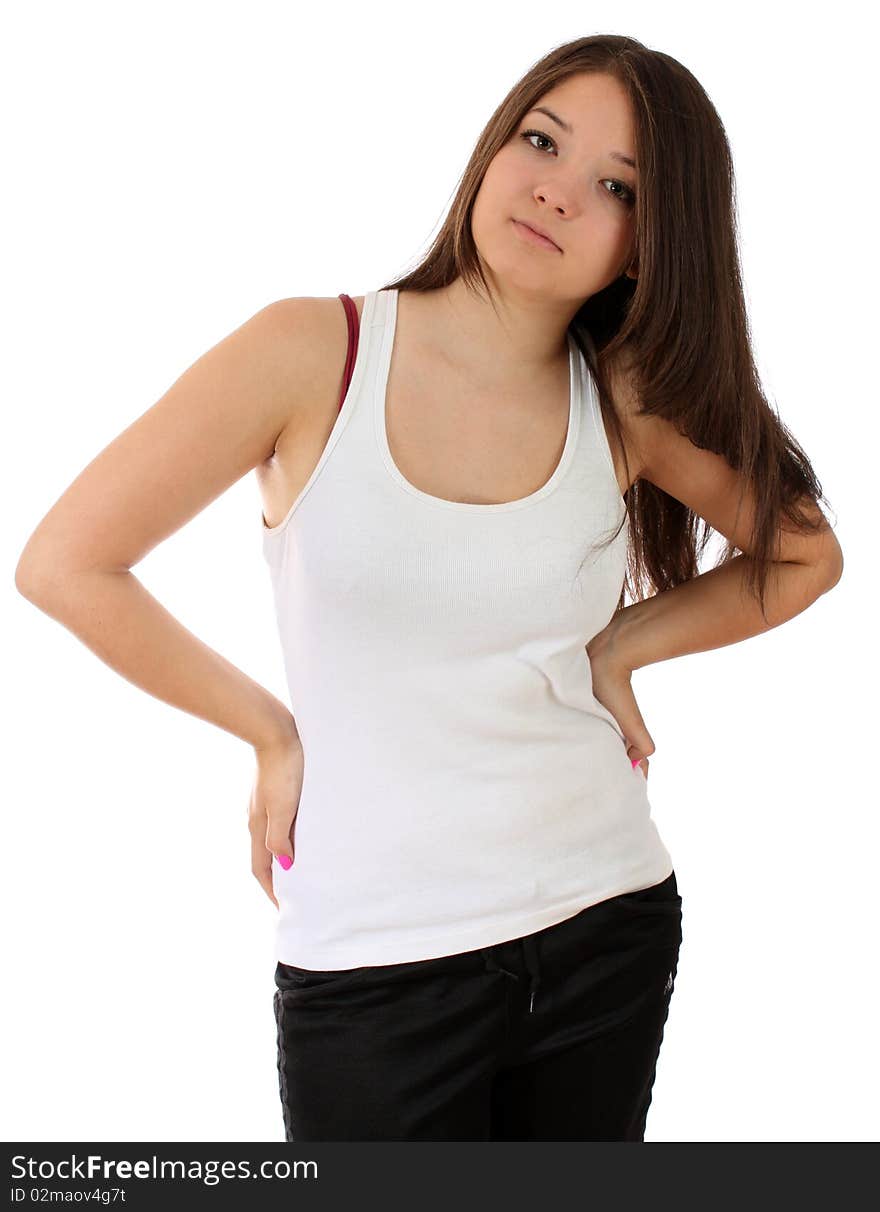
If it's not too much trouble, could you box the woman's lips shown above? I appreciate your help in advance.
[511,219,562,252]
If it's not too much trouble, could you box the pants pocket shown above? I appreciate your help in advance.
[609,871,683,913]
[275,960,369,995]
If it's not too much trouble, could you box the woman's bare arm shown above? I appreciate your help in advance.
[14,297,319,753]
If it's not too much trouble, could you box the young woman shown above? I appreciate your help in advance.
[16,35,843,1142]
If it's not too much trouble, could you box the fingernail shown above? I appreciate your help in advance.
[275,854,293,870]
[631,758,641,769]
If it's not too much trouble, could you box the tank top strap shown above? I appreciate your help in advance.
[337,293,360,412]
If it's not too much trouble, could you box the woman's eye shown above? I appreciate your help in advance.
[519,129,555,153]
[604,180,637,206]
[518,128,636,207]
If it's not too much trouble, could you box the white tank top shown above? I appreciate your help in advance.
[262,287,673,969]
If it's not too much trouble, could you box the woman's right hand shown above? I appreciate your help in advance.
[248,731,305,908]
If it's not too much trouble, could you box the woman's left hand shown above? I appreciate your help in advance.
[586,624,654,780]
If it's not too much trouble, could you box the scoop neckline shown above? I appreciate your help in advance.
[375,288,580,514]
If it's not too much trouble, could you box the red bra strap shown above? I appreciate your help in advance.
[337,293,359,412]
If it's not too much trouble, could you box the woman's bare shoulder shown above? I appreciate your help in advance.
[601,340,654,486]
[264,294,365,448]
[263,293,364,354]
[269,293,365,325]
[603,341,641,415]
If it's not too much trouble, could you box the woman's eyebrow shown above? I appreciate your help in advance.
[526,106,638,171]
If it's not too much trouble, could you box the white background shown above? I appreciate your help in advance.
[4,0,876,1143]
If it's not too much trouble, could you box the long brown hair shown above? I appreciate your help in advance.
[380,33,836,623]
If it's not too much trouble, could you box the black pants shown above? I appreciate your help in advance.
[273,871,683,1141]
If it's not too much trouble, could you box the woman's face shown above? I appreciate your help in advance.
[471,71,639,303]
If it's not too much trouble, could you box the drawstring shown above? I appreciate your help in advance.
[481,934,542,1013]
[521,933,542,1013]
[481,951,520,982]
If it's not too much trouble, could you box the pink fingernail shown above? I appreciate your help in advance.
[275,854,293,870]
[631,758,641,769]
